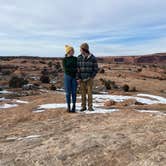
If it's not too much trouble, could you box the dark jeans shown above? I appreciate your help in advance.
[64,74,77,106]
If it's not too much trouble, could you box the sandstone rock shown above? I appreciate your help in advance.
[104,100,116,107]
[117,99,144,107]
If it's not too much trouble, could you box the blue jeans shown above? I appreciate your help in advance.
[64,74,77,105]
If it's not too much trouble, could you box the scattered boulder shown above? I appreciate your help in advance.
[137,68,142,72]
[98,68,105,73]
[50,84,57,91]
[22,84,39,90]
[104,100,116,107]
[40,75,50,84]
[100,79,118,90]
[117,99,144,107]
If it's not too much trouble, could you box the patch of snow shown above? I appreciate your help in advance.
[0,90,13,94]
[137,94,166,104]
[84,108,119,114]
[0,103,18,109]
[100,92,109,94]
[6,136,18,141]
[93,94,166,105]
[35,102,118,114]
[15,100,29,104]
[33,109,46,113]
[37,102,103,110]
[17,135,41,140]
[25,135,41,139]
[6,135,41,141]
[34,93,166,114]
[0,97,9,101]
[134,97,157,105]
[39,103,67,109]
[93,94,131,103]
[40,89,49,93]
[17,137,24,141]
[56,88,65,92]
[135,109,166,116]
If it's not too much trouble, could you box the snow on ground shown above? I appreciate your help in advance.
[137,94,166,103]
[6,135,41,141]
[135,110,166,116]
[15,100,29,104]
[0,90,13,94]
[34,102,119,114]
[34,109,46,113]
[0,103,18,109]
[39,103,67,109]
[0,97,9,101]
[85,109,119,114]
[56,88,65,92]
[0,98,29,109]
[92,94,166,105]
[34,93,166,114]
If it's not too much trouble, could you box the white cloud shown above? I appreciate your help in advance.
[0,0,166,56]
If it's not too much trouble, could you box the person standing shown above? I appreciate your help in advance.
[77,43,98,111]
[63,45,77,113]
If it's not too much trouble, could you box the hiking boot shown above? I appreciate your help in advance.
[67,104,71,113]
[88,108,95,111]
[71,104,76,113]
[80,108,87,112]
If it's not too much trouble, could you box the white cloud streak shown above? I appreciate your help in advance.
[0,0,166,56]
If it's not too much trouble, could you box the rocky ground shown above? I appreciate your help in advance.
[0,90,166,166]
[0,57,166,166]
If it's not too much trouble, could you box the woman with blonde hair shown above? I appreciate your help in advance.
[62,45,77,113]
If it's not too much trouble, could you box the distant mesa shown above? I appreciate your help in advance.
[98,52,166,64]
[0,52,166,64]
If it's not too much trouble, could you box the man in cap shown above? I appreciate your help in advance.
[77,43,98,111]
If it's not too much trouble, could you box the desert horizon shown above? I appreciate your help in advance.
[1,51,166,58]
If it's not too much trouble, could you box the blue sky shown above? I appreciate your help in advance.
[0,0,166,57]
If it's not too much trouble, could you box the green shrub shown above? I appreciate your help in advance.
[99,68,105,73]
[50,84,56,91]
[105,80,111,90]
[2,70,12,75]
[122,84,129,92]
[41,68,49,75]
[48,61,53,68]
[9,76,28,88]
[100,79,111,90]
[40,75,50,83]
[137,68,142,72]
[39,60,46,64]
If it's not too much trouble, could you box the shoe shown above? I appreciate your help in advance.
[88,108,94,111]
[67,104,71,113]
[71,104,76,112]
[80,108,87,112]
[70,110,76,113]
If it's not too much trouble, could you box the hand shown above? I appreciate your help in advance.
[77,79,81,84]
